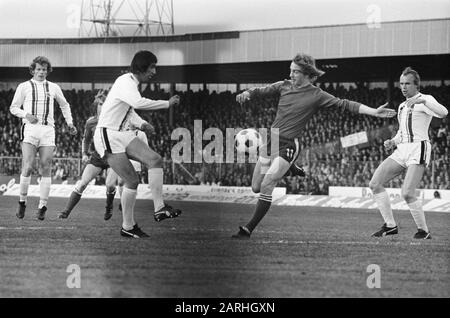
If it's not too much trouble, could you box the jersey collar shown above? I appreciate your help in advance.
[31,78,47,84]
[129,73,139,86]
[406,92,421,100]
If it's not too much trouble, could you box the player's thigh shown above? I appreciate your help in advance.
[126,137,161,166]
[105,167,119,187]
[370,158,404,188]
[21,142,37,166]
[79,164,103,186]
[38,146,55,165]
[259,157,290,193]
[264,156,291,181]
[402,164,425,194]
[105,153,139,188]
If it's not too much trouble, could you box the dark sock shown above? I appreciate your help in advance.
[64,191,82,213]
[246,194,272,232]
[106,190,116,210]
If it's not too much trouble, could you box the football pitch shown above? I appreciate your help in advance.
[0,195,449,298]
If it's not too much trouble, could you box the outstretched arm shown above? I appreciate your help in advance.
[236,81,284,104]
[358,103,397,118]
[319,90,396,118]
[118,80,180,110]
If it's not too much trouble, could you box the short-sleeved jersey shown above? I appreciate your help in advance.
[10,79,73,127]
[248,80,361,139]
[393,92,447,144]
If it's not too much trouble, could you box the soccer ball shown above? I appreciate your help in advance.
[235,128,262,155]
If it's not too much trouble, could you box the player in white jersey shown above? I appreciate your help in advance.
[370,67,448,239]
[58,95,153,221]
[93,50,181,238]
[10,56,77,220]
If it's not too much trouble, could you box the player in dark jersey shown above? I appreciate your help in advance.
[57,92,119,220]
[232,53,397,239]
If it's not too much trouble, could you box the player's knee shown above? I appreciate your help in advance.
[105,178,116,191]
[251,184,261,193]
[401,189,416,203]
[41,168,52,176]
[106,184,116,193]
[105,177,117,189]
[21,164,33,176]
[148,155,163,168]
[40,159,52,171]
[260,175,278,193]
[369,178,382,192]
[127,181,139,190]
[124,177,139,189]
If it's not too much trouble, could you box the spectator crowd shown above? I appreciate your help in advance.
[1,82,449,193]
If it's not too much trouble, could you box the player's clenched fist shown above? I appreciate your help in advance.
[383,139,396,150]
[68,124,77,135]
[82,154,89,164]
[25,113,38,124]
[236,91,251,104]
[169,95,180,107]
[140,122,155,135]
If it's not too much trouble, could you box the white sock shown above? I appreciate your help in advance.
[39,177,51,209]
[148,168,164,211]
[121,187,136,230]
[19,175,31,203]
[407,200,429,232]
[373,191,396,227]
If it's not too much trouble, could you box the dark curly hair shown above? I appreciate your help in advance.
[130,51,157,74]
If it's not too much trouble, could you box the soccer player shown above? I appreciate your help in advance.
[10,56,77,220]
[370,67,448,239]
[57,93,116,220]
[232,53,397,239]
[58,93,153,221]
[93,50,182,238]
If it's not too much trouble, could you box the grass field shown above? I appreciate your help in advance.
[0,195,449,298]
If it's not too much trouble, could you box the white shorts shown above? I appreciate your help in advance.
[21,123,55,147]
[389,141,431,168]
[94,127,138,158]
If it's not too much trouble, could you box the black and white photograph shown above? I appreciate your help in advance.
[0,0,449,303]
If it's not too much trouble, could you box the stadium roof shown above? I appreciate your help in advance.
[1,18,448,68]
[1,54,448,84]
[0,18,448,84]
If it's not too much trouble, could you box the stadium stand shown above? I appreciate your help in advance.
[1,83,449,192]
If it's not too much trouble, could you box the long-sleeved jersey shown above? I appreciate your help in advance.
[97,73,169,131]
[392,92,448,144]
[10,79,73,127]
[247,80,361,139]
